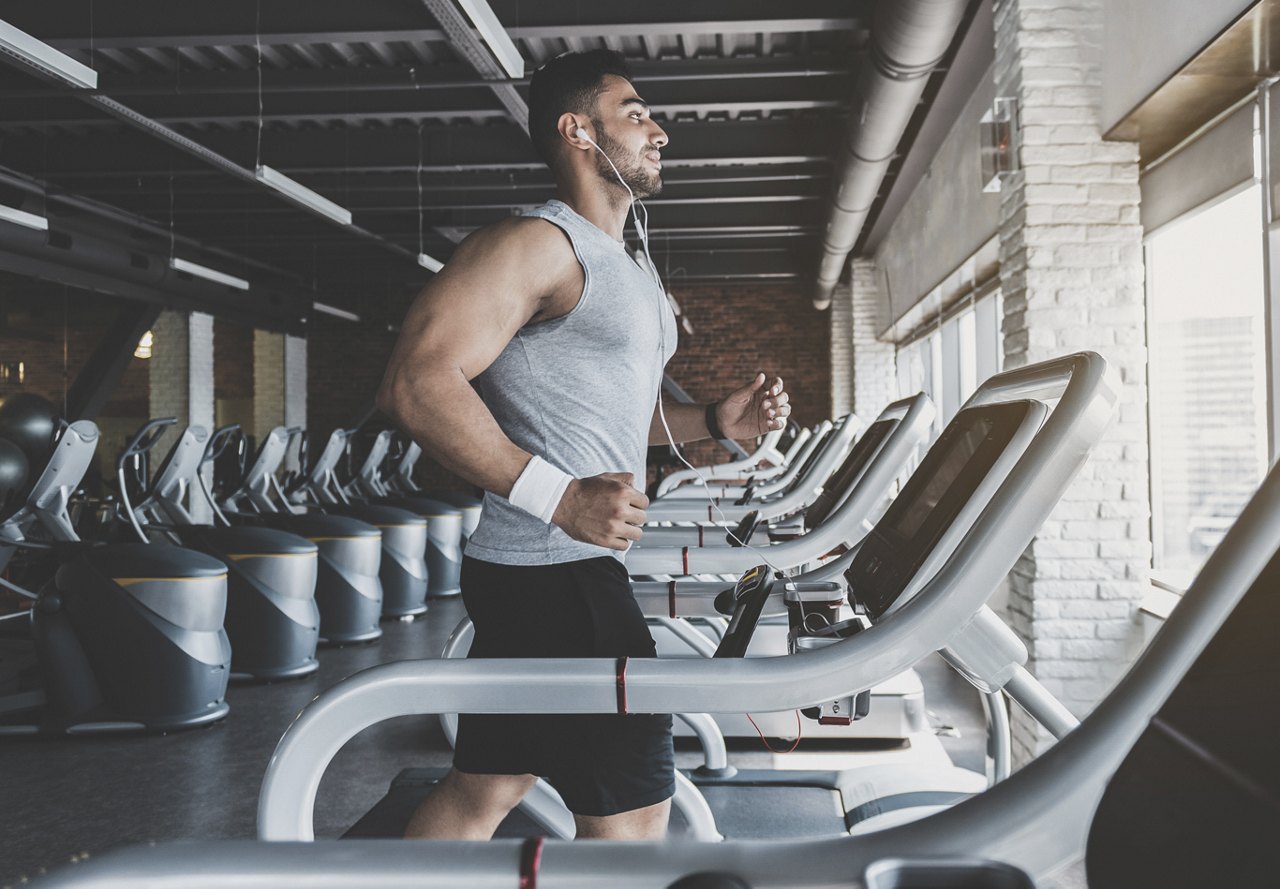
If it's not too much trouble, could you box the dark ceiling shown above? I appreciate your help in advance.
[0,0,981,327]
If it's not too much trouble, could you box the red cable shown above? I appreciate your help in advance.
[518,836,544,889]
[615,656,628,714]
[745,711,803,755]
[668,580,677,618]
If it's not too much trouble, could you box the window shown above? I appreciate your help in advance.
[895,291,1003,438]
[1146,184,1268,583]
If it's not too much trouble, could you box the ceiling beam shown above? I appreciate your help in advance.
[0,118,843,178]
[41,20,858,51]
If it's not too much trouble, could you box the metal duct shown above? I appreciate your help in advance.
[813,0,970,309]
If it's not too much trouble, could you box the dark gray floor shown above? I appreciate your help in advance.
[1,598,988,887]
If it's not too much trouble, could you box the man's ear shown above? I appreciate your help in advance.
[559,113,591,149]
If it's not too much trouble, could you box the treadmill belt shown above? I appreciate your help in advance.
[691,784,848,839]
[347,768,849,840]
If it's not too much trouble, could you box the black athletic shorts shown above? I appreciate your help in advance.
[453,555,675,817]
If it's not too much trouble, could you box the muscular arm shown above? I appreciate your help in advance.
[377,218,647,550]
[648,401,709,446]
[377,218,564,497]
[648,373,790,446]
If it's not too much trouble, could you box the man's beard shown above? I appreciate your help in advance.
[591,126,662,199]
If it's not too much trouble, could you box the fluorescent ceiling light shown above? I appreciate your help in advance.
[0,18,98,89]
[313,302,360,322]
[417,253,444,273]
[255,165,353,227]
[0,203,48,231]
[170,257,250,291]
[453,0,525,79]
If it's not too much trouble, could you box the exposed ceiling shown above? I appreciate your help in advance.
[0,0,979,322]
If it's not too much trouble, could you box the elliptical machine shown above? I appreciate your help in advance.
[287,427,429,619]
[123,419,321,682]
[220,426,384,645]
[0,413,230,735]
[349,431,467,599]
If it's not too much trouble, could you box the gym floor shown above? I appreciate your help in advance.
[2,597,995,887]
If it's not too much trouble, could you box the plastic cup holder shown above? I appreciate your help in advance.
[863,858,1035,889]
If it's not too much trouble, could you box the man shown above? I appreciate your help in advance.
[377,49,791,842]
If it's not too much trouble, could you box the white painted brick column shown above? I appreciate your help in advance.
[850,259,897,419]
[830,278,853,418]
[994,0,1150,765]
[283,335,307,472]
[148,310,215,521]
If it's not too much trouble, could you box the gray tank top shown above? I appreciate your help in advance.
[466,199,678,566]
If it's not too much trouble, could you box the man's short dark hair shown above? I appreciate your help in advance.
[527,49,634,172]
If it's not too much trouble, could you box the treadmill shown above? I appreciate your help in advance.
[252,352,1113,843]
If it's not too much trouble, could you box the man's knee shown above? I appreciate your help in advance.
[573,798,671,840]
[443,769,538,812]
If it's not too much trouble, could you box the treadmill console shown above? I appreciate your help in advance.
[803,418,896,529]
[713,564,774,658]
[845,400,1044,621]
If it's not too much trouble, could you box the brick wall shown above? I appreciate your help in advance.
[0,286,149,485]
[663,281,832,472]
[994,0,1149,764]
[829,279,853,417]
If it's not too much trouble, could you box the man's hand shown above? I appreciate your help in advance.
[551,472,648,551]
[715,372,791,440]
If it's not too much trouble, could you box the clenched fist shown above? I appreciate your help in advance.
[552,471,649,551]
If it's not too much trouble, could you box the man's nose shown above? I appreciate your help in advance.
[650,122,668,149]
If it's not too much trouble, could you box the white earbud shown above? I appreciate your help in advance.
[574,126,591,142]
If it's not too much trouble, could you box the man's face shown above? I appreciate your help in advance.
[588,75,668,199]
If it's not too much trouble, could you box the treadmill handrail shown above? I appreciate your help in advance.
[257,353,1113,843]
[655,424,791,496]
[626,394,934,575]
[645,419,846,522]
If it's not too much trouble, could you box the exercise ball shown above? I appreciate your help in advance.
[0,436,29,521]
[0,393,60,472]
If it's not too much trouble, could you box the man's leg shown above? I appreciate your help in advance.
[573,797,672,840]
[404,769,537,840]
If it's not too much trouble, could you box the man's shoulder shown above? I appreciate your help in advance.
[465,214,574,258]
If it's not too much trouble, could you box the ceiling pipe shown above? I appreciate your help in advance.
[813,0,970,310]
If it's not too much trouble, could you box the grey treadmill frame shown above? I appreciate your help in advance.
[252,353,1112,843]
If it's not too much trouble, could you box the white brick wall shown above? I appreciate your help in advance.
[994,0,1150,765]
[850,259,897,420]
[830,279,853,417]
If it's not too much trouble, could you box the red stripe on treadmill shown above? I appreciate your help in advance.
[616,657,629,714]
[707,504,714,522]
[697,525,704,547]
[518,836,544,889]
[668,580,677,618]
[681,546,690,575]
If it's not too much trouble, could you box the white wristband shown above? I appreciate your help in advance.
[507,455,573,523]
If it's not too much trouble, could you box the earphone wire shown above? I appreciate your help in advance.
[580,128,785,577]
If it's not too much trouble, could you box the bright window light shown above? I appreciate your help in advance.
[134,330,153,360]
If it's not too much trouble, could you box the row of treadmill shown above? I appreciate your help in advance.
[0,393,480,734]
[10,350,1280,887]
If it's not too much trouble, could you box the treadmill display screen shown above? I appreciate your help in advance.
[844,400,1042,620]
[804,419,897,528]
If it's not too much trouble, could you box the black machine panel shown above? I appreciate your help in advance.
[803,418,897,529]
[713,565,774,658]
[844,400,1044,621]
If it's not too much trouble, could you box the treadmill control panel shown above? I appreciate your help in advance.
[713,565,774,658]
[845,400,1044,621]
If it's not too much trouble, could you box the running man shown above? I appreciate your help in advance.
[377,49,790,841]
